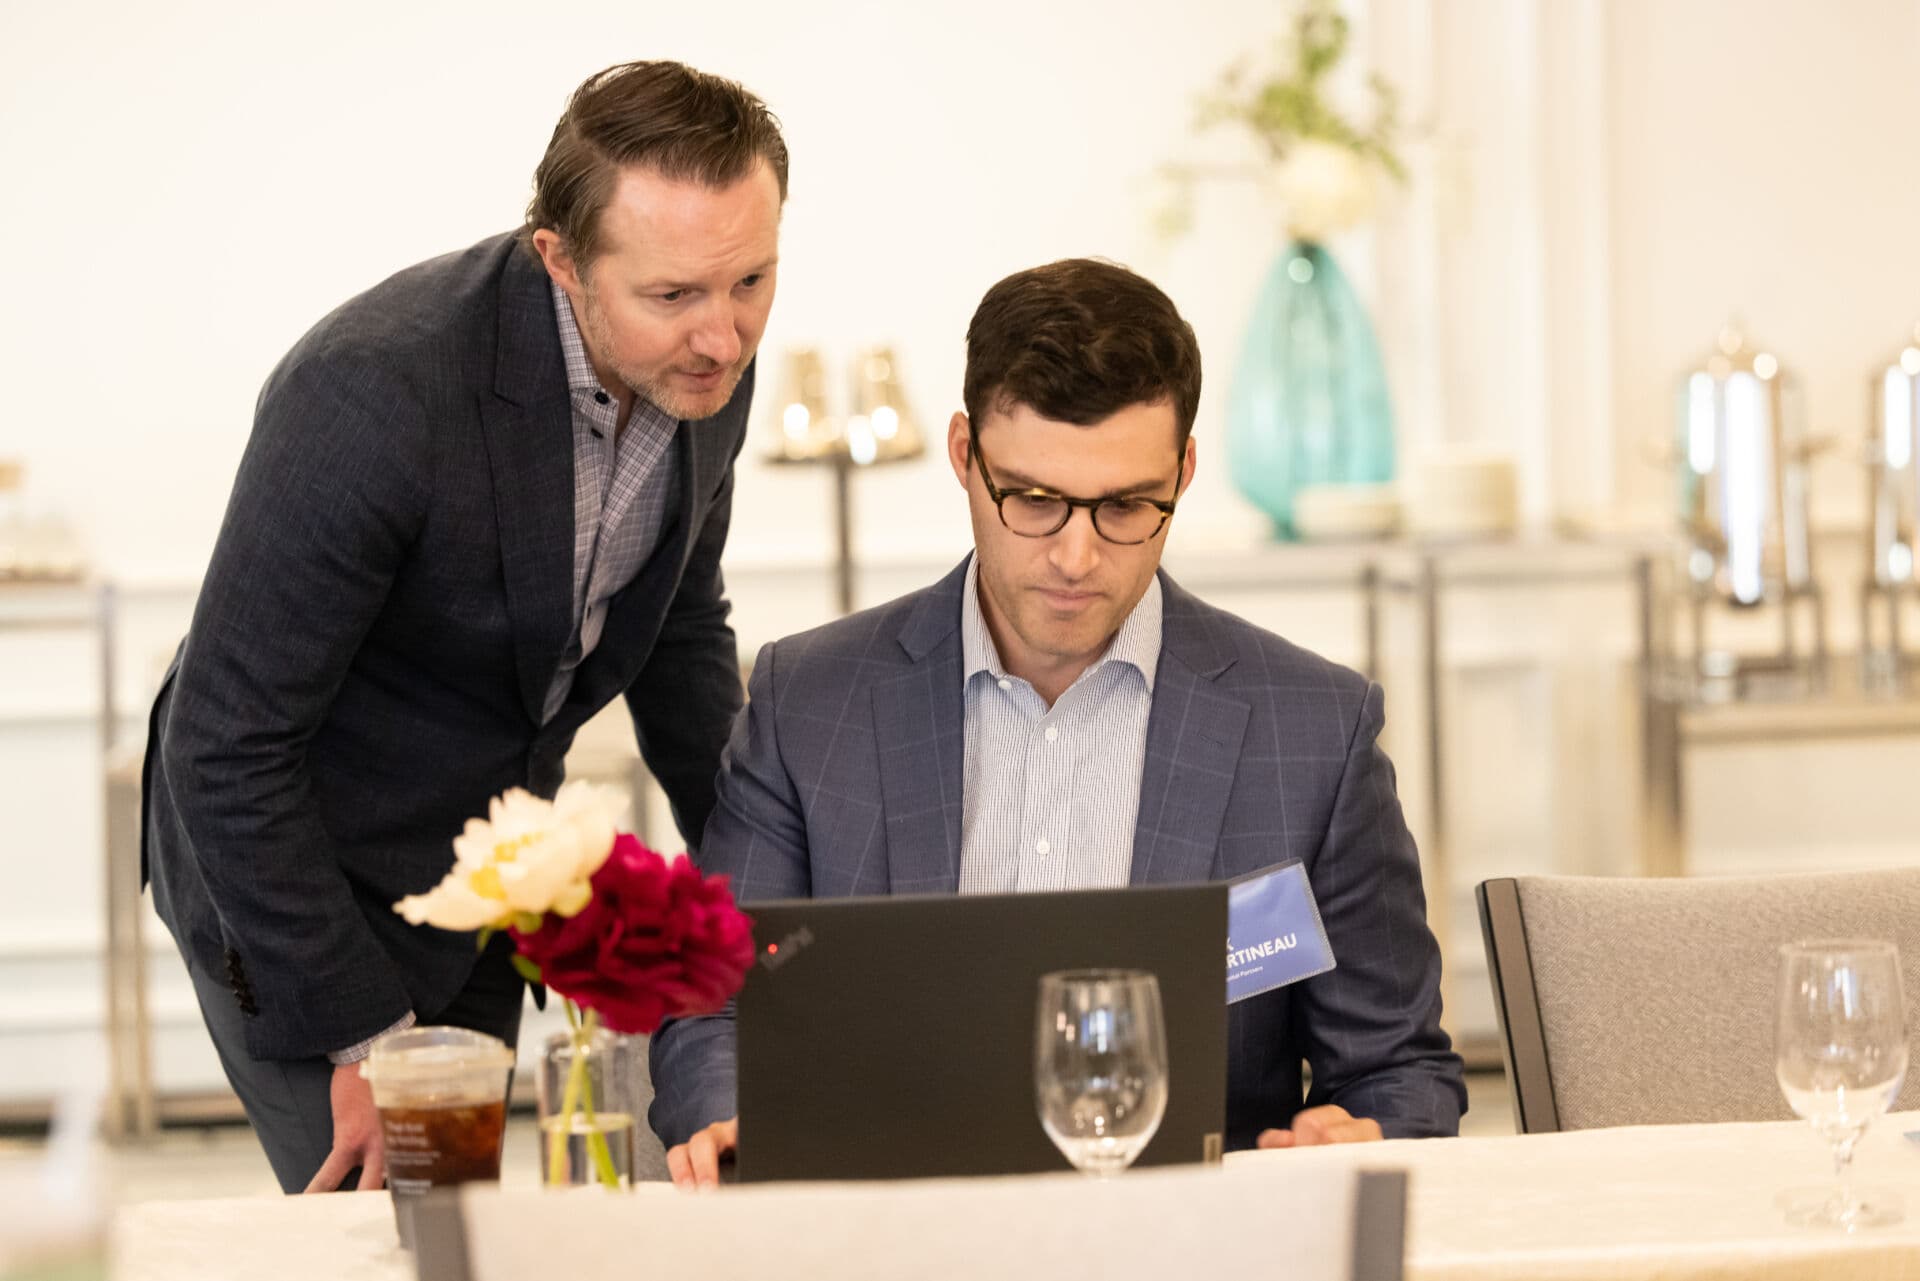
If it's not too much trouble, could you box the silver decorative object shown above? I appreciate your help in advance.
[1673,325,1825,689]
[1860,323,1920,676]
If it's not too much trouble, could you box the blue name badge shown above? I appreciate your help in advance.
[1227,861,1336,1003]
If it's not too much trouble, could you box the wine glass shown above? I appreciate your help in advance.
[1775,940,1909,1229]
[1034,969,1169,1177]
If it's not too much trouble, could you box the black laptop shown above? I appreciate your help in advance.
[734,883,1227,1182]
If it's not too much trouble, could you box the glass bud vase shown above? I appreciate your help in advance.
[1225,240,1396,539]
[537,1016,639,1189]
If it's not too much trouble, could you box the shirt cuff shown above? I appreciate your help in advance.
[327,1011,417,1065]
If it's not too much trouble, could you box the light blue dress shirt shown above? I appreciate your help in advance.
[958,555,1162,894]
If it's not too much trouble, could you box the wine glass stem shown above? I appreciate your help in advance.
[1832,1136,1859,1220]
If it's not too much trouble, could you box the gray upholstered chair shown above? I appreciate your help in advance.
[417,1167,1408,1281]
[1477,868,1920,1133]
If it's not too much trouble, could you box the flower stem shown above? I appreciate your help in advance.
[545,1003,623,1189]
[578,1010,621,1189]
[547,1002,587,1185]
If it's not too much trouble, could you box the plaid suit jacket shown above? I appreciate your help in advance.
[651,559,1465,1149]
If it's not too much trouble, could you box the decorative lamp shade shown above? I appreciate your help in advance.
[1868,324,1920,588]
[764,347,841,462]
[1674,326,1812,606]
[845,345,925,466]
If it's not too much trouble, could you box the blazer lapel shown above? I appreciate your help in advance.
[1130,574,1251,886]
[479,254,574,726]
[874,562,969,894]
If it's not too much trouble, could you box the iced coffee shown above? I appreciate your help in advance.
[361,1026,514,1248]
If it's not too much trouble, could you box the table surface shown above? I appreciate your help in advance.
[1245,1110,1920,1280]
[112,1111,1920,1281]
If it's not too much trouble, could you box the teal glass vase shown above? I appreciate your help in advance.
[1225,241,1396,539]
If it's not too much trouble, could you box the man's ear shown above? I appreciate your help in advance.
[531,229,584,297]
[1177,435,1197,497]
[947,412,973,487]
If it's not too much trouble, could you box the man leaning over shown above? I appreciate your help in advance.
[145,60,788,1193]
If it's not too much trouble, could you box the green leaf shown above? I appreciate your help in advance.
[1188,0,1406,185]
[475,926,495,953]
[510,953,544,985]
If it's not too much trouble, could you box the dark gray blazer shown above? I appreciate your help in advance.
[144,233,751,1062]
[650,561,1465,1150]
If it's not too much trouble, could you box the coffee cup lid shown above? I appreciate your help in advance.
[360,1025,513,1084]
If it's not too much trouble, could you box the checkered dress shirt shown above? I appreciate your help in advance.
[542,281,683,722]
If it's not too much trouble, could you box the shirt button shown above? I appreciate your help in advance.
[1044,726,1059,743]
[1036,838,1051,856]
[997,678,1011,691]
[594,390,610,405]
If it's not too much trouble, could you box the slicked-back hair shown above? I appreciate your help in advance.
[963,258,1202,445]
[522,60,788,272]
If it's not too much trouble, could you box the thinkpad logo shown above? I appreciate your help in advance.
[757,925,815,971]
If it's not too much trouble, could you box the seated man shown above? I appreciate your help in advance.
[651,258,1466,1187]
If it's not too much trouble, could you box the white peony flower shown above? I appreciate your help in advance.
[1268,139,1379,243]
[394,782,627,932]
[392,869,504,932]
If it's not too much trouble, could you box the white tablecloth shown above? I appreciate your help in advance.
[1232,1110,1920,1281]
[112,1111,1920,1281]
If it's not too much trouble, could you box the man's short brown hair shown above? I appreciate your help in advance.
[963,259,1202,445]
[523,60,788,272]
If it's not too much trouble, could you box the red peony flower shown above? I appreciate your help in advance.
[508,834,754,1035]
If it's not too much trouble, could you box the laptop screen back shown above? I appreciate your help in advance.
[735,883,1227,1182]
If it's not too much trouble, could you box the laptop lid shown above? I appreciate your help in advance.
[735,883,1227,1182]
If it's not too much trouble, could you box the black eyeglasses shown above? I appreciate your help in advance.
[968,427,1180,545]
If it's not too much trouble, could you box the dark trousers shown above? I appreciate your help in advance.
[180,934,525,1193]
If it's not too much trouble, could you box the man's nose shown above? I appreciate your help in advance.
[688,300,742,367]
[1048,506,1102,579]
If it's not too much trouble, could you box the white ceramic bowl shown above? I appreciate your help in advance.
[1292,483,1402,541]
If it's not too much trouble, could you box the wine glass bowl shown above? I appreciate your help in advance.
[1034,969,1169,1177]
[1774,939,1908,1229]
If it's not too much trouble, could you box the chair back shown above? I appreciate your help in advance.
[1478,868,1920,1132]
[416,1163,1408,1281]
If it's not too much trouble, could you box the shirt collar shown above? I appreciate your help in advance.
[961,553,1162,693]
[550,281,607,399]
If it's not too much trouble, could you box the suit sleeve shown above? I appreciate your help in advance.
[1296,681,1467,1138]
[159,352,428,1061]
[648,639,811,1148]
[623,366,753,854]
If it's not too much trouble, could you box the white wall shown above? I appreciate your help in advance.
[0,0,1302,586]
[1606,0,1920,525]
[7,2,1919,582]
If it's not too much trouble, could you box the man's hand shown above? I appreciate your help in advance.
[304,1063,387,1192]
[1255,1105,1383,1149]
[666,1118,738,1190]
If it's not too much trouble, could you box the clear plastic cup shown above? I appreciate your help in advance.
[361,1026,514,1248]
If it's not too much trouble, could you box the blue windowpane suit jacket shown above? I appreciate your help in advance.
[651,559,1466,1150]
